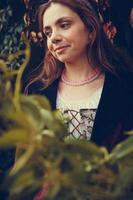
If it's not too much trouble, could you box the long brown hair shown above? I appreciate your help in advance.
[25,0,131,92]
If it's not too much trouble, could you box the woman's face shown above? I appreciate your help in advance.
[43,3,91,63]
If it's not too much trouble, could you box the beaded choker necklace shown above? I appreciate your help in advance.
[61,69,102,86]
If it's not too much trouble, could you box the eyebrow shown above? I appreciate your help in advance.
[43,16,72,30]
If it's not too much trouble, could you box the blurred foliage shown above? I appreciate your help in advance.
[0,34,133,200]
[0,0,26,70]
[23,0,47,45]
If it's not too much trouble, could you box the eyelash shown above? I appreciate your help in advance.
[60,22,71,29]
[44,21,71,38]
[44,30,52,37]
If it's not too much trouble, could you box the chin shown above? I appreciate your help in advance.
[57,54,75,63]
[57,56,70,63]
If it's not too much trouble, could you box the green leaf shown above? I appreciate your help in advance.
[0,129,29,148]
[109,136,133,163]
[29,95,52,110]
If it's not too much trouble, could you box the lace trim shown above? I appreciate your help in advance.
[56,86,103,110]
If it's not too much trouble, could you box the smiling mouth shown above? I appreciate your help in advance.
[55,46,69,53]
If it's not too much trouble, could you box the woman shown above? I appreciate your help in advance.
[25,0,133,152]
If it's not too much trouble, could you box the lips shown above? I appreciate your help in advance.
[54,45,69,52]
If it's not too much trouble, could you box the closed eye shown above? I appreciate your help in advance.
[60,21,71,29]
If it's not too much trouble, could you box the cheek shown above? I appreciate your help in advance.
[72,35,89,49]
[47,41,58,58]
[47,38,56,53]
[47,40,52,52]
[70,28,89,46]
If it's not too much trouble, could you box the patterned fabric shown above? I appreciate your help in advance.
[56,86,103,140]
[63,108,97,140]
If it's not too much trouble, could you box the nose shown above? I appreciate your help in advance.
[51,31,62,44]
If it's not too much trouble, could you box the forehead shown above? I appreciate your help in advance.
[43,3,79,27]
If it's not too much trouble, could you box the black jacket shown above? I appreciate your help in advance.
[30,71,133,152]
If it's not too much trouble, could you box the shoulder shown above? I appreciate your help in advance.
[106,69,133,90]
[24,80,45,95]
[39,78,59,96]
[118,70,133,91]
[25,78,60,96]
[105,70,133,102]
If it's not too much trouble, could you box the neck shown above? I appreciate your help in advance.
[64,59,96,81]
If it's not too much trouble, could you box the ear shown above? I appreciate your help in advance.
[88,30,96,44]
[88,31,93,43]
